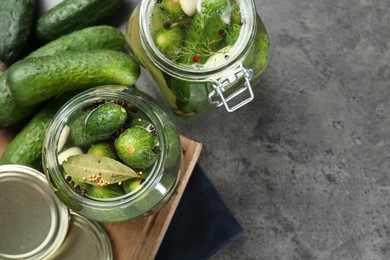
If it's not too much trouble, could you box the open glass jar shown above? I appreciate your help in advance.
[42,86,182,222]
[125,0,269,123]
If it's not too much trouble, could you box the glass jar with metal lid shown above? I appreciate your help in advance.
[0,164,113,260]
[42,86,182,222]
[125,0,270,124]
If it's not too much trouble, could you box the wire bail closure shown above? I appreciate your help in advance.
[208,62,254,112]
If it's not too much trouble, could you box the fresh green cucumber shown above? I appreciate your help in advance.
[87,184,125,199]
[6,50,141,106]
[114,127,159,169]
[70,102,128,147]
[36,0,124,42]
[0,74,38,128]
[0,94,72,168]
[0,25,127,128]
[87,141,118,160]
[0,0,37,65]
[122,178,142,193]
[29,25,126,57]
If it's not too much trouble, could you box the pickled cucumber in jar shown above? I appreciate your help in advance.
[126,0,270,123]
[150,0,243,68]
[58,98,162,199]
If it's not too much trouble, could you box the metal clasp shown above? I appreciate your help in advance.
[208,62,254,112]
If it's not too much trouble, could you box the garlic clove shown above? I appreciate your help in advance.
[58,147,83,165]
[179,0,198,16]
[57,125,70,152]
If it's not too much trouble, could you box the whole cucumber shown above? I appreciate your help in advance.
[0,25,127,128]
[0,74,38,128]
[0,95,72,168]
[6,50,141,106]
[70,102,128,147]
[29,25,126,57]
[36,0,124,42]
[0,0,38,65]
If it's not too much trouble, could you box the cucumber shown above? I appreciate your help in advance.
[0,25,127,128]
[168,77,213,114]
[87,141,118,160]
[6,50,141,106]
[154,27,185,60]
[122,178,142,193]
[0,94,72,168]
[36,0,124,42]
[29,25,126,57]
[0,0,38,65]
[70,102,128,147]
[150,0,189,35]
[114,127,159,169]
[165,0,186,19]
[87,184,125,199]
[0,74,38,128]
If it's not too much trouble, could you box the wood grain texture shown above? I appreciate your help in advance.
[0,128,202,260]
[101,135,202,260]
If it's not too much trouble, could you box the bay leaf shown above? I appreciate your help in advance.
[63,154,140,186]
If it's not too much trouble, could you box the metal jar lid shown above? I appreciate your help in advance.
[0,164,69,259]
[49,211,113,259]
[0,164,112,260]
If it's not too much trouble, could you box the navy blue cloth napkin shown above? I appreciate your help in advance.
[156,164,243,260]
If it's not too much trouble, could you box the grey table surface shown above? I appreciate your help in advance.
[44,0,390,259]
[133,0,390,259]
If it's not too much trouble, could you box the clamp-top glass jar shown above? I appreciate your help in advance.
[125,0,269,123]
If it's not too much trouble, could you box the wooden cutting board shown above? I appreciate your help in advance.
[0,128,202,260]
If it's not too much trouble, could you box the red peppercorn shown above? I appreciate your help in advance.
[193,55,200,62]
[218,29,226,36]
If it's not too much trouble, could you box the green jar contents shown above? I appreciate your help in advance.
[151,0,241,66]
[43,86,182,222]
[126,0,269,123]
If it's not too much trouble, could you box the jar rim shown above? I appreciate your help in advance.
[0,164,69,260]
[139,0,257,80]
[48,211,113,259]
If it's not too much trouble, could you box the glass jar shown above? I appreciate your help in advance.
[42,86,182,222]
[125,0,270,124]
